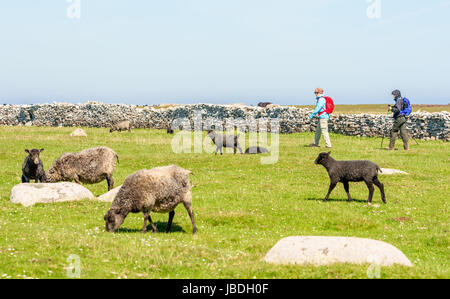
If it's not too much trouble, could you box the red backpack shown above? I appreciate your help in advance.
[318,96,335,116]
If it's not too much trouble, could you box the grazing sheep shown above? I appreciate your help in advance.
[244,146,269,154]
[46,146,118,191]
[258,102,272,108]
[104,165,197,234]
[207,130,243,155]
[314,152,386,204]
[22,149,46,183]
[110,121,131,133]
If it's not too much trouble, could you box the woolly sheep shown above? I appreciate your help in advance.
[22,148,46,183]
[104,165,197,234]
[110,121,131,133]
[46,146,118,191]
[207,129,243,155]
[314,152,386,204]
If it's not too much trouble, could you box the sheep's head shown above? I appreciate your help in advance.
[104,208,126,232]
[315,152,331,165]
[25,148,44,165]
[45,165,61,183]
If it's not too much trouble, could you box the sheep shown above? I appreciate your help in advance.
[46,146,118,191]
[104,165,197,234]
[22,148,47,183]
[110,121,131,133]
[244,146,269,154]
[258,102,272,108]
[167,126,174,134]
[314,152,386,204]
[207,129,243,155]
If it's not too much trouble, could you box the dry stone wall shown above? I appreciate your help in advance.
[0,103,448,141]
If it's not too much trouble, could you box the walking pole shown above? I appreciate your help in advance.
[381,109,390,149]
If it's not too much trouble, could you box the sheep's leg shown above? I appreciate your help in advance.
[148,215,158,233]
[215,146,219,156]
[183,201,198,234]
[343,181,352,202]
[166,211,175,233]
[106,175,114,191]
[74,176,81,185]
[22,175,28,183]
[142,212,149,233]
[237,144,243,154]
[365,181,375,204]
[373,177,386,204]
[323,182,337,202]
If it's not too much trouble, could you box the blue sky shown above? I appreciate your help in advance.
[0,0,449,105]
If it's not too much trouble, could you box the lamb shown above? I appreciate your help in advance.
[104,165,197,234]
[22,148,47,183]
[46,146,118,191]
[314,152,386,204]
[207,129,243,155]
[110,121,131,133]
[244,146,269,154]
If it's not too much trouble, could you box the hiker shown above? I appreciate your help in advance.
[386,90,412,151]
[309,88,333,148]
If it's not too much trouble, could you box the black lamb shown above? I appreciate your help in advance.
[22,149,46,183]
[244,146,269,154]
[314,152,386,204]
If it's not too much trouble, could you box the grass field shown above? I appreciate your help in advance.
[0,126,449,279]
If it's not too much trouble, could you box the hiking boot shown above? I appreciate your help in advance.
[309,143,320,148]
[404,143,409,151]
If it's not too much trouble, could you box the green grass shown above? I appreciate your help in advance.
[0,126,448,279]
[292,104,449,115]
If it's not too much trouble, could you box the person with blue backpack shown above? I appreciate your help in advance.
[386,89,412,151]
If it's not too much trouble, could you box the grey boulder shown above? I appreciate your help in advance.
[10,182,95,207]
[98,185,122,202]
[264,236,413,267]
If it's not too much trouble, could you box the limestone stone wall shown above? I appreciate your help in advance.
[0,103,448,141]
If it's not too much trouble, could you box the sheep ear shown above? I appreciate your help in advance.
[25,149,30,154]
[327,151,331,155]
[39,148,44,153]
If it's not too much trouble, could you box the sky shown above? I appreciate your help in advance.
[0,0,449,105]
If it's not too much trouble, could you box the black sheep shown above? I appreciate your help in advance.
[22,149,46,183]
[244,146,269,154]
[314,152,386,204]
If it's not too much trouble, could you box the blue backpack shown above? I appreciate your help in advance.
[402,98,412,116]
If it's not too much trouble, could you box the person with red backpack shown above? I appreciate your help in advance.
[309,88,334,148]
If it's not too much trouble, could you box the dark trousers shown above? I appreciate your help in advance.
[389,116,409,148]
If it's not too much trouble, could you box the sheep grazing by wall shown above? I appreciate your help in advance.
[22,148,46,183]
[244,146,269,154]
[110,120,131,133]
[104,165,197,234]
[207,129,243,155]
[314,152,386,204]
[46,146,118,191]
